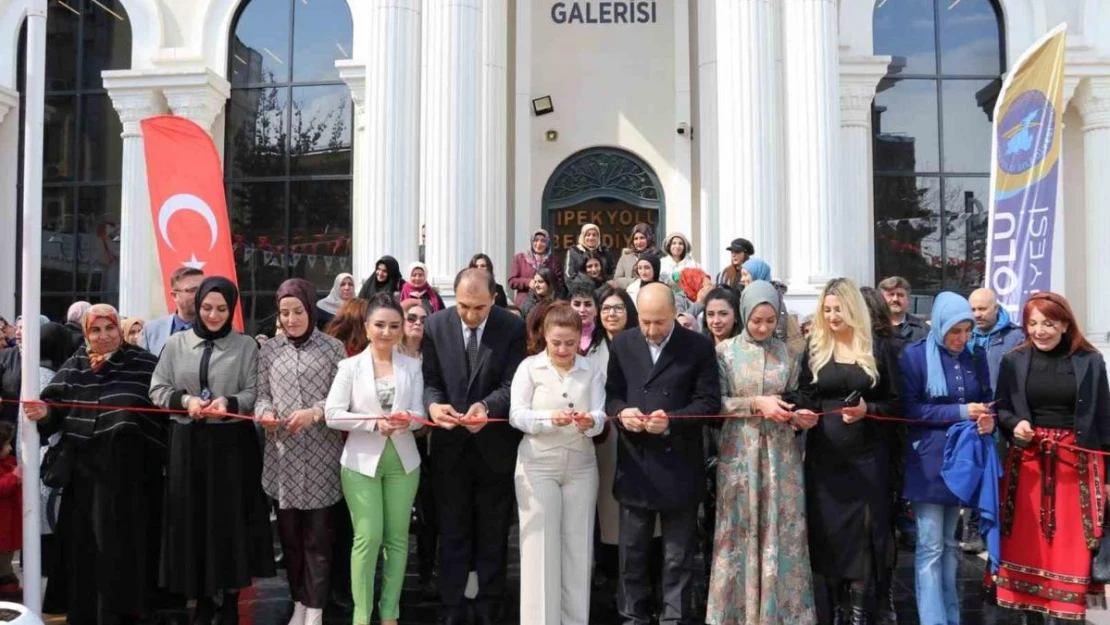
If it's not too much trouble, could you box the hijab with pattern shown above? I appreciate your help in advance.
[317,273,354,317]
[276,278,317,346]
[526,229,553,269]
[193,277,239,341]
[739,280,781,345]
[83,303,122,371]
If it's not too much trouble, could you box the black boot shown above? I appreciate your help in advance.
[191,597,216,625]
[216,591,238,625]
[849,587,869,625]
[875,580,897,625]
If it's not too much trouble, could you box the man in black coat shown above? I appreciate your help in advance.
[423,268,527,625]
[606,282,722,625]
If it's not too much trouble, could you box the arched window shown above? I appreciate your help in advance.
[17,0,131,321]
[225,0,353,334]
[872,0,1004,297]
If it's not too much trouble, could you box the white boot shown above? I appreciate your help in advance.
[287,602,306,625]
[304,607,323,625]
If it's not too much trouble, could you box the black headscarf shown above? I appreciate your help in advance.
[193,277,239,341]
[276,278,317,346]
[638,252,661,283]
[39,322,73,370]
[359,255,403,299]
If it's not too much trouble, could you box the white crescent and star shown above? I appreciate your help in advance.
[157,193,219,270]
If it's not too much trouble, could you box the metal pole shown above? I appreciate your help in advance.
[20,0,48,614]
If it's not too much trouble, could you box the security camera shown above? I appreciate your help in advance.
[677,122,692,137]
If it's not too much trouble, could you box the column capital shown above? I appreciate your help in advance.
[161,69,230,134]
[106,88,163,138]
[839,55,891,128]
[1075,76,1110,131]
[0,86,17,126]
[336,60,367,131]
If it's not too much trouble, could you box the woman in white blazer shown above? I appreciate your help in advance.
[510,300,606,625]
[324,294,424,625]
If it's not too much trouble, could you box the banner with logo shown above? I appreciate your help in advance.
[985,24,1066,323]
[142,116,244,330]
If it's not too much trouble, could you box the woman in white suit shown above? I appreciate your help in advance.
[325,294,424,625]
[510,300,607,625]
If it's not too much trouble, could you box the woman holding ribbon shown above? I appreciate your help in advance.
[994,292,1110,621]
[708,280,817,624]
[790,278,900,625]
[150,277,274,625]
[26,304,168,625]
[899,292,993,625]
[256,279,347,625]
[325,293,426,625]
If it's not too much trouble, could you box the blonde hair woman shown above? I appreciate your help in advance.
[789,278,900,625]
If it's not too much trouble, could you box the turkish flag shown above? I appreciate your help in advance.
[142,116,244,331]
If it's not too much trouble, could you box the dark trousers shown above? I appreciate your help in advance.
[415,437,438,581]
[434,443,515,618]
[329,499,353,604]
[618,503,698,625]
[275,507,334,609]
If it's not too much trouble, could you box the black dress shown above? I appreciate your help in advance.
[790,344,900,584]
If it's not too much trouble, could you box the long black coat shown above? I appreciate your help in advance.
[422,306,527,474]
[605,324,721,510]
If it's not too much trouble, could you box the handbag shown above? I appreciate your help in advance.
[40,437,76,489]
[1093,506,1110,584]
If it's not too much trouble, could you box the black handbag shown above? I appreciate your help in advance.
[1093,508,1110,584]
[40,437,75,489]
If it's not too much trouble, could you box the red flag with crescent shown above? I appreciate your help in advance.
[141,115,244,330]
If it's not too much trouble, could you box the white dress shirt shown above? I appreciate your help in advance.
[461,316,489,349]
[647,323,676,364]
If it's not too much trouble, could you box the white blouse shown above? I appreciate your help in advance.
[509,352,607,452]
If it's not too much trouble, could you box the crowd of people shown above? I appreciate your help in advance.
[0,221,1107,625]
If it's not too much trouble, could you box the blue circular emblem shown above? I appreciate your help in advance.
[997,89,1055,175]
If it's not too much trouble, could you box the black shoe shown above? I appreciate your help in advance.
[849,588,869,625]
[875,583,897,625]
[191,597,217,625]
[215,592,238,625]
[327,589,353,615]
[440,614,466,625]
[420,577,439,602]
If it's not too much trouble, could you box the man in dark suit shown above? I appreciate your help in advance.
[606,282,721,625]
[423,268,527,625]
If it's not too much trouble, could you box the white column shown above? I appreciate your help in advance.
[480,0,509,274]
[105,85,164,319]
[162,70,230,135]
[783,0,840,291]
[421,0,482,289]
[512,0,534,250]
[838,56,890,287]
[0,86,18,321]
[695,0,718,275]
[671,0,694,241]
[339,0,422,283]
[709,0,783,274]
[1075,77,1110,347]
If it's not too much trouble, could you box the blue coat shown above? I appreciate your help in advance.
[971,322,1024,391]
[942,421,1002,571]
[899,339,992,505]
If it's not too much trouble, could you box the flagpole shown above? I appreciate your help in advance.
[20,0,48,614]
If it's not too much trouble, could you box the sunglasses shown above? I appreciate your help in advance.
[406,314,426,324]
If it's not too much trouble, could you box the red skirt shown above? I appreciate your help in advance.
[996,428,1106,620]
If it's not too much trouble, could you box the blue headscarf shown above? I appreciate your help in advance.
[741,257,771,282]
[926,292,975,398]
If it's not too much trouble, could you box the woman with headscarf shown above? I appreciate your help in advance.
[899,292,993,625]
[739,257,795,347]
[625,252,660,306]
[25,305,169,625]
[317,273,357,330]
[469,253,510,308]
[399,262,445,313]
[612,223,662,289]
[508,229,565,307]
[121,317,145,347]
[659,232,701,286]
[564,223,612,285]
[358,256,404,301]
[149,277,275,625]
[709,281,817,624]
[255,279,347,625]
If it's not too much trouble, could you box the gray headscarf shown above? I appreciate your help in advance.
[739,280,780,344]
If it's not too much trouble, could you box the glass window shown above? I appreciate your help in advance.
[17,0,131,313]
[226,0,353,334]
[872,0,1003,294]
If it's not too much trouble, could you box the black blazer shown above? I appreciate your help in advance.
[422,306,527,474]
[605,324,721,510]
[995,346,1110,455]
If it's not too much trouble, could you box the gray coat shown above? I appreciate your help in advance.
[149,330,259,424]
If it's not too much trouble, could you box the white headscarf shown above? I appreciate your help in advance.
[317,273,354,316]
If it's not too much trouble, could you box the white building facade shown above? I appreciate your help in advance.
[1,0,1110,346]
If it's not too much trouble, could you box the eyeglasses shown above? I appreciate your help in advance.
[406,314,426,324]
[601,305,626,315]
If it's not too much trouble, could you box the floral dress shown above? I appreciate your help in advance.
[707,334,816,625]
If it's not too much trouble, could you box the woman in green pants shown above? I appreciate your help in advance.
[325,293,426,625]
